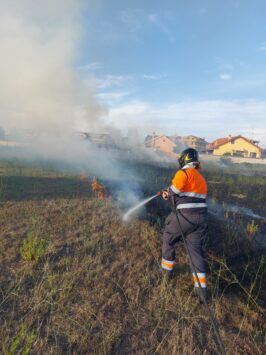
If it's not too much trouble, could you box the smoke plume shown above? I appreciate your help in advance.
[0,0,109,164]
[0,0,183,215]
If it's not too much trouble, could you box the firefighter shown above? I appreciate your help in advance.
[161,148,209,302]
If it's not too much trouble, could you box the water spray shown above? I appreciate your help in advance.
[123,191,161,221]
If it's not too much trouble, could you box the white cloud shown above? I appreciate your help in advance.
[148,13,167,33]
[208,57,245,81]
[108,99,266,146]
[97,91,130,104]
[220,73,232,80]
[258,42,266,51]
[148,12,175,41]
[143,73,167,80]
[96,74,133,89]
[78,62,101,71]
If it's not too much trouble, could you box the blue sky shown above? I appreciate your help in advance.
[75,0,266,144]
[1,0,266,145]
[80,1,265,96]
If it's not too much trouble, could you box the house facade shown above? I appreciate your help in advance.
[145,135,178,156]
[208,135,262,158]
[181,135,208,152]
[145,134,209,156]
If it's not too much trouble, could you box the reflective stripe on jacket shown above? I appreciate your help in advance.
[170,167,208,211]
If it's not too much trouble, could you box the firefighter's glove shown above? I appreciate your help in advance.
[162,189,170,200]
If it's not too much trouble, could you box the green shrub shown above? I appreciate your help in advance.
[20,232,48,262]
[246,220,259,239]
[4,324,36,355]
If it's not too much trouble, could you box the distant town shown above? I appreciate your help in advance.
[144,134,265,159]
[1,129,265,161]
[80,132,265,160]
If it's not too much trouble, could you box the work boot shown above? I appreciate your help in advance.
[194,287,210,303]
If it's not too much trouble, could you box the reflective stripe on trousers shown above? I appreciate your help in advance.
[193,272,207,288]
[161,258,175,271]
[177,203,207,209]
[178,191,207,199]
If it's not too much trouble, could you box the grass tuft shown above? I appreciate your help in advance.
[4,324,36,355]
[20,232,48,262]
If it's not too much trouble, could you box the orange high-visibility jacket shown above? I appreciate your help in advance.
[170,167,208,210]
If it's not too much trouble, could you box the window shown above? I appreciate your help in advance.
[234,150,245,157]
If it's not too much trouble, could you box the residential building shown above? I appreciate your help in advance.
[145,134,181,156]
[207,135,263,158]
[145,134,209,156]
[181,135,208,152]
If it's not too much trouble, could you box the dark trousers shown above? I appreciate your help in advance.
[162,211,208,273]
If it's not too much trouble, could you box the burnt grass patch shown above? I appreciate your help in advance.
[0,162,266,354]
[0,175,92,202]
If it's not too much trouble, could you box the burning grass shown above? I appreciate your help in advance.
[0,162,266,353]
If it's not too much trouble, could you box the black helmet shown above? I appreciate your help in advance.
[178,148,199,168]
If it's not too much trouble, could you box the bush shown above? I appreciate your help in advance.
[20,232,48,262]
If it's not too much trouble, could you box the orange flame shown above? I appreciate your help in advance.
[91,177,108,199]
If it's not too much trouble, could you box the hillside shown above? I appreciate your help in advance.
[0,165,265,354]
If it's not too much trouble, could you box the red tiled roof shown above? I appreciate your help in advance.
[208,136,237,149]
[208,135,263,152]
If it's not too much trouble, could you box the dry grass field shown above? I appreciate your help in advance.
[0,162,265,354]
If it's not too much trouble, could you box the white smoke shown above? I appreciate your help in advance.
[0,0,108,156]
[209,199,266,220]
[0,0,184,214]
